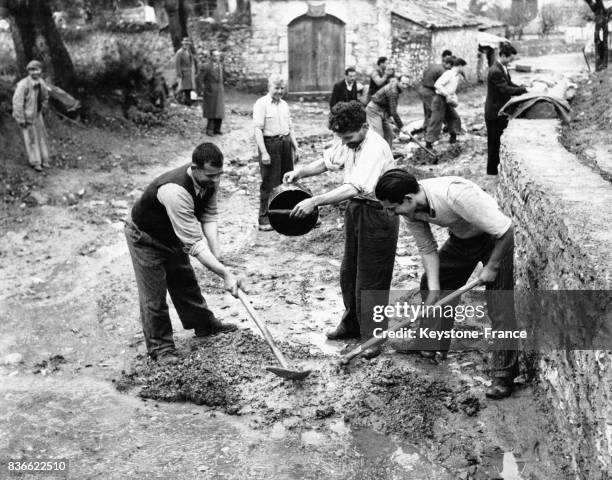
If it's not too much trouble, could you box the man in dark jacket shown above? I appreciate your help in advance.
[199,49,225,136]
[330,67,363,109]
[485,44,527,175]
[125,143,242,364]
[366,56,395,103]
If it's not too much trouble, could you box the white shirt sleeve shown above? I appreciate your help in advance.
[156,184,211,257]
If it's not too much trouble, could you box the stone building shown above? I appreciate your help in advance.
[241,0,483,93]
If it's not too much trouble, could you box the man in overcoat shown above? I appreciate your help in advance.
[199,49,225,136]
[174,37,198,106]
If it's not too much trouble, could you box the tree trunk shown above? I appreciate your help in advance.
[164,0,188,51]
[594,10,609,70]
[3,0,76,90]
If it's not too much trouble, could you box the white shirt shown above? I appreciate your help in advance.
[323,129,395,200]
[434,68,461,97]
[253,93,292,136]
[406,177,512,255]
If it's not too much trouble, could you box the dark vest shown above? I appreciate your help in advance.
[131,164,214,248]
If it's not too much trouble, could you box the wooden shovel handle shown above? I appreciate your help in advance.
[238,289,290,368]
[340,278,483,364]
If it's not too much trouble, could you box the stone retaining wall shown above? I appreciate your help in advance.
[497,119,612,479]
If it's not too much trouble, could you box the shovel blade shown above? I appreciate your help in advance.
[265,365,311,381]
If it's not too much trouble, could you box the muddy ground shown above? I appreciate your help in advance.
[1,85,571,479]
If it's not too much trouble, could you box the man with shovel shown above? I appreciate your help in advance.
[284,101,398,359]
[126,142,242,365]
[375,169,518,399]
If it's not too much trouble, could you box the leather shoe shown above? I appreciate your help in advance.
[194,320,238,337]
[361,345,382,359]
[326,322,360,341]
[485,379,514,400]
[156,350,180,365]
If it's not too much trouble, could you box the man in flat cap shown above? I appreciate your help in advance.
[12,60,51,172]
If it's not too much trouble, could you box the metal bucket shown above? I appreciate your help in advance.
[268,183,319,236]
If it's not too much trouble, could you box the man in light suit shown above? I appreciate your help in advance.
[484,43,527,175]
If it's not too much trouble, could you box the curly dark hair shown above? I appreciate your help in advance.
[328,101,367,134]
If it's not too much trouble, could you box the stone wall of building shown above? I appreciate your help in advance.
[389,14,431,86]
[246,0,390,91]
[431,27,479,83]
[498,119,612,480]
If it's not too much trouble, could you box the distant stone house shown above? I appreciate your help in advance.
[240,0,482,93]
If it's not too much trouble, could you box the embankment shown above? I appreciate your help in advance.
[498,118,612,479]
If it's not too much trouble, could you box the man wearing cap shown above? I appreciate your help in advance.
[12,60,51,172]
[125,142,243,365]
[253,75,300,231]
[284,101,398,359]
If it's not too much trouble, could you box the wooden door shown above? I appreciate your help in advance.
[288,14,345,93]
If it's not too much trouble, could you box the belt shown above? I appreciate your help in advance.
[264,134,290,141]
[351,197,384,210]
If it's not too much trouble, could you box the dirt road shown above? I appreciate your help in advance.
[1,89,567,479]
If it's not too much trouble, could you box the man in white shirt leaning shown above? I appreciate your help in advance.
[375,169,518,399]
[425,57,467,149]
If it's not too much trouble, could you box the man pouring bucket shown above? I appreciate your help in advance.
[284,100,398,359]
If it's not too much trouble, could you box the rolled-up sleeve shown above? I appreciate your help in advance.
[323,139,346,172]
[200,188,218,223]
[157,184,210,256]
[447,182,512,238]
[406,220,438,255]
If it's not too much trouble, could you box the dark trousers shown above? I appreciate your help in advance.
[125,221,216,358]
[425,94,461,143]
[258,135,294,224]
[418,85,435,129]
[340,201,400,339]
[419,233,518,381]
[486,116,508,174]
[179,89,192,106]
[206,118,223,134]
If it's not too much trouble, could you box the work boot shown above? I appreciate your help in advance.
[449,133,457,144]
[425,141,433,149]
[326,321,360,341]
[31,164,43,172]
[156,350,180,366]
[485,378,514,400]
[194,319,238,337]
[410,126,425,135]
